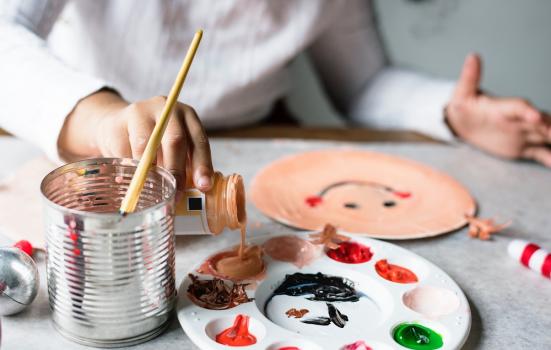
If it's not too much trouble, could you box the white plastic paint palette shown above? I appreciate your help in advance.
[177,232,471,350]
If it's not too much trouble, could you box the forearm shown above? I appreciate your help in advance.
[349,68,456,141]
[0,15,106,162]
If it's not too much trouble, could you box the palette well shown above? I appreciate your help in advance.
[177,232,471,350]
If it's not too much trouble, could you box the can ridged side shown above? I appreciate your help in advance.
[41,158,177,347]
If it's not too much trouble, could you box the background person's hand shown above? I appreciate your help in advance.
[446,54,551,167]
[58,90,214,194]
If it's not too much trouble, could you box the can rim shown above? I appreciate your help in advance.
[40,157,176,219]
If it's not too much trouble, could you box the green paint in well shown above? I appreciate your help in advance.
[393,323,443,350]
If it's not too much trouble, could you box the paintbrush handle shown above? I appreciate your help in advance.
[120,29,203,214]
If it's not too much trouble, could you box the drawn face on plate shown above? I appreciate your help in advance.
[250,150,476,238]
[306,180,411,212]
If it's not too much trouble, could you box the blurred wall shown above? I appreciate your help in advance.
[287,0,551,125]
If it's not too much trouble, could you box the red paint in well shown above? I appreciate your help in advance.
[279,347,301,350]
[305,195,323,207]
[342,340,373,350]
[215,314,257,346]
[327,241,373,264]
[13,240,33,257]
[375,259,418,283]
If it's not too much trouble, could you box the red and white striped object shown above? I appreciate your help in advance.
[508,239,551,279]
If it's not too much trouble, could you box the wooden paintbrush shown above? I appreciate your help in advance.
[119,29,203,215]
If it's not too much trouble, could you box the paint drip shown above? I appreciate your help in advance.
[302,303,349,328]
[263,235,319,268]
[215,314,257,346]
[393,323,443,350]
[341,340,373,350]
[327,241,373,264]
[285,308,309,318]
[198,245,265,281]
[375,259,418,283]
[186,274,252,310]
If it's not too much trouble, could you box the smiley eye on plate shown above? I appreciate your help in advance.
[343,202,358,209]
[383,200,396,207]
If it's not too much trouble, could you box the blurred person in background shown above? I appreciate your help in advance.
[1,0,549,194]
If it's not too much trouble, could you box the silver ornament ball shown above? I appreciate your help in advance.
[0,247,39,316]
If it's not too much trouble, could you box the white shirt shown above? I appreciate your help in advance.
[0,0,455,161]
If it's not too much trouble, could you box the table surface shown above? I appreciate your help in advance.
[1,136,550,350]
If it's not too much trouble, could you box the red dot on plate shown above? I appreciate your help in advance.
[305,196,323,207]
[393,191,411,199]
[14,240,33,257]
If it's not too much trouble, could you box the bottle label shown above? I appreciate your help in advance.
[175,189,211,235]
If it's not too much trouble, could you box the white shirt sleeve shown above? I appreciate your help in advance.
[0,0,107,162]
[308,0,456,141]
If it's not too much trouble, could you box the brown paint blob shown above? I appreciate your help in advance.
[198,245,265,281]
[285,308,309,318]
[375,259,418,284]
[263,235,319,268]
[186,274,252,310]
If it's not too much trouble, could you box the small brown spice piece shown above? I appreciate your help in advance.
[285,308,309,318]
[465,215,511,240]
[309,223,350,249]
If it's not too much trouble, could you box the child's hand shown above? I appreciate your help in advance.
[58,89,213,193]
[446,54,551,167]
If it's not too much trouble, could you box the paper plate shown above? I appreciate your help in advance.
[249,150,476,239]
[177,232,471,350]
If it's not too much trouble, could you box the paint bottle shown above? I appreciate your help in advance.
[175,171,246,235]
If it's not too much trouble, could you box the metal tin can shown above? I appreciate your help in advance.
[40,158,176,347]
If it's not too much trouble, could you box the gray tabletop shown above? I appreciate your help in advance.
[1,138,550,350]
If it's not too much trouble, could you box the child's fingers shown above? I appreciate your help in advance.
[181,104,213,192]
[452,53,481,100]
[127,113,155,160]
[499,98,541,123]
[109,137,132,159]
[542,113,551,141]
[525,131,546,144]
[521,146,551,168]
[161,108,188,192]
